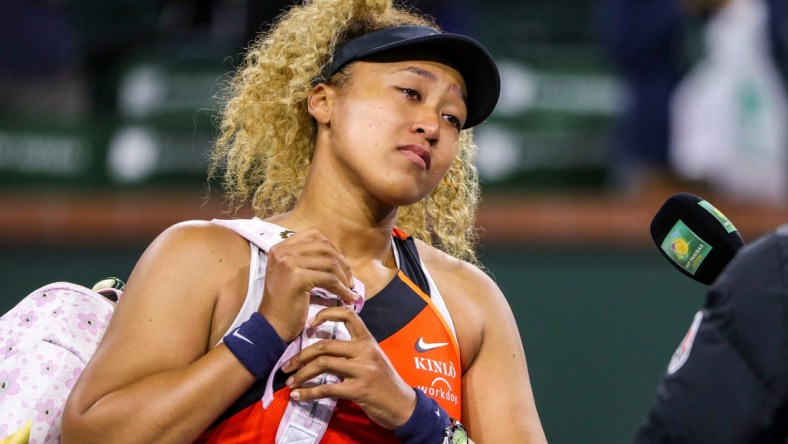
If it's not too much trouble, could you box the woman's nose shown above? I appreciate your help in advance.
[412,110,440,143]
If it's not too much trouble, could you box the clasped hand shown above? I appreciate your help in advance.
[258,228,416,430]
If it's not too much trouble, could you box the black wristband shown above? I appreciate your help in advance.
[223,312,288,379]
[394,388,451,444]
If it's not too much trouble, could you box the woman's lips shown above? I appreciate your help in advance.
[398,145,431,170]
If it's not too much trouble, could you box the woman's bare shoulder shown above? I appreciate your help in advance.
[413,239,500,299]
[156,219,247,247]
[119,219,253,318]
[99,220,252,356]
[141,220,251,269]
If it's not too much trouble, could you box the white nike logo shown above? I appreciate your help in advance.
[415,337,449,352]
[232,329,254,345]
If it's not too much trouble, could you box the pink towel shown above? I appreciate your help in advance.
[263,281,365,443]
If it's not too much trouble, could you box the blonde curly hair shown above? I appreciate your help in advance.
[210,0,482,263]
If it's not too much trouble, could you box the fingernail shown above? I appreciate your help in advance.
[286,376,294,387]
[290,390,300,400]
[281,359,292,372]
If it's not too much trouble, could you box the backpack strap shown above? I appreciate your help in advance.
[211,217,291,252]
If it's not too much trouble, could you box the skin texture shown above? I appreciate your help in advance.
[61,60,547,443]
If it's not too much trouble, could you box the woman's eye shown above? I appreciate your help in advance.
[400,88,421,100]
[444,114,462,130]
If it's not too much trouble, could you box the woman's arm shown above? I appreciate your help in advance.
[62,222,257,444]
[460,268,546,443]
[420,244,548,443]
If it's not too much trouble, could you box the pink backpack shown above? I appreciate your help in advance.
[0,279,123,443]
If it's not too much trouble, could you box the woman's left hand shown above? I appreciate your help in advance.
[280,306,416,430]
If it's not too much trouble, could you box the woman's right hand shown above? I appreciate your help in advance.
[259,227,360,342]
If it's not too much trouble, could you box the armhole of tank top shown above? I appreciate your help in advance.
[215,241,266,346]
[390,237,458,344]
[419,257,458,342]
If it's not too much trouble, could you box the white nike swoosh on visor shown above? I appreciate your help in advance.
[416,337,449,352]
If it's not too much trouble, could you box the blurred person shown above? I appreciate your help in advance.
[596,0,689,197]
[669,0,788,203]
[597,0,787,199]
[60,0,547,443]
[0,0,87,118]
[634,223,788,443]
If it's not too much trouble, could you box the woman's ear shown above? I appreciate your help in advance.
[308,84,334,125]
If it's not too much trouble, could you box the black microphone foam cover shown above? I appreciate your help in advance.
[650,192,745,285]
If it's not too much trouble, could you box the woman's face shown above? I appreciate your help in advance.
[310,58,467,208]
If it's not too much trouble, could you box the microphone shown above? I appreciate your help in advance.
[650,192,745,285]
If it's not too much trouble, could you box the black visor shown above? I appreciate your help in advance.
[316,25,500,129]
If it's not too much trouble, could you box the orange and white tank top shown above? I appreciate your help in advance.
[197,219,460,443]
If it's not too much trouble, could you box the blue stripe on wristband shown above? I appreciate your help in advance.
[394,388,451,444]
[223,312,288,379]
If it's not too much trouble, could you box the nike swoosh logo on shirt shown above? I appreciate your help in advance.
[232,329,254,345]
[415,337,449,352]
